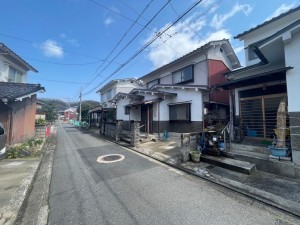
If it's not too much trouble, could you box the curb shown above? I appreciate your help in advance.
[14,133,57,225]
[132,146,300,217]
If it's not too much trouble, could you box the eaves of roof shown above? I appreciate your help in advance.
[235,5,300,39]
[0,82,45,102]
[130,88,177,96]
[0,43,38,72]
[109,92,144,103]
[252,18,300,47]
[152,84,210,91]
[216,66,293,90]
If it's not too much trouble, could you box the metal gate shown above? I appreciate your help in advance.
[240,94,287,139]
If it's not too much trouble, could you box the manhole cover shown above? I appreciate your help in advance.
[97,154,125,164]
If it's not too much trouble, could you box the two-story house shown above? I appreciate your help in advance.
[111,39,240,136]
[94,78,143,137]
[0,43,45,144]
[217,6,300,177]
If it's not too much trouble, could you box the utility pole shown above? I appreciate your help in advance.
[79,88,82,122]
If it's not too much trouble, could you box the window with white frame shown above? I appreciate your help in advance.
[147,79,159,89]
[8,66,23,83]
[106,89,112,100]
[172,65,194,84]
[169,103,191,121]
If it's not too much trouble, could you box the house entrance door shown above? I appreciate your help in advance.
[141,104,153,134]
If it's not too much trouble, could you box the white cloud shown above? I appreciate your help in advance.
[211,3,253,29]
[66,39,79,47]
[144,17,232,68]
[60,33,67,39]
[104,17,115,26]
[265,2,297,21]
[40,39,64,58]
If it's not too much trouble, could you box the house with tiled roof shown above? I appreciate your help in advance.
[111,39,240,136]
[0,43,45,144]
[93,78,143,137]
[216,6,300,178]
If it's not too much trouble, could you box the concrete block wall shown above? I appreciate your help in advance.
[35,125,46,138]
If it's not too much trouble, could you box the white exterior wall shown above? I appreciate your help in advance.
[0,55,28,83]
[116,97,142,121]
[284,31,300,112]
[115,80,141,94]
[207,46,234,70]
[116,98,130,120]
[240,10,300,66]
[157,88,203,122]
[100,80,140,106]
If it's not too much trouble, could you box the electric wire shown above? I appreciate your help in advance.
[83,0,204,95]
[0,33,100,60]
[83,0,155,90]
[91,0,170,80]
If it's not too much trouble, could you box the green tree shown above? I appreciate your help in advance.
[41,103,58,122]
[77,101,99,121]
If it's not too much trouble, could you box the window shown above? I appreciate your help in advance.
[106,89,112,100]
[172,65,194,84]
[169,103,191,121]
[248,48,258,60]
[125,106,130,115]
[147,79,159,89]
[8,66,23,83]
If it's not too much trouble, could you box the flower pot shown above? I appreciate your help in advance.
[190,151,201,163]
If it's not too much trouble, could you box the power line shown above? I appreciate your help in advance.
[22,57,103,66]
[83,0,155,90]
[83,0,204,95]
[0,33,99,60]
[82,0,170,94]
[116,0,148,22]
[87,0,171,37]
[167,0,224,40]
[30,77,88,84]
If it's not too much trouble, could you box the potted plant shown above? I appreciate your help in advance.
[190,149,201,163]
[268,99,290,157]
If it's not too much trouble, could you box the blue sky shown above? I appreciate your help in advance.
[1,0,299,102]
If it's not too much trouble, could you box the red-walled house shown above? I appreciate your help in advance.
[0,43,45,144]
[63,108,78,121]
[111,39,240,134]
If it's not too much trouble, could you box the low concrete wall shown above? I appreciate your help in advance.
[181,132,201,150]
[104,123,116,139]
[35,125,46,139]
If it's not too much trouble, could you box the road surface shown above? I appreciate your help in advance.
[48,124,295,225]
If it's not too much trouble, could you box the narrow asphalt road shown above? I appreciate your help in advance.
[48,124,290,225]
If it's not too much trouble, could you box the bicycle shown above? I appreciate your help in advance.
[222,121,244,143]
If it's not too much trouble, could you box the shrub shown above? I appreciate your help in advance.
[6,138,44,159]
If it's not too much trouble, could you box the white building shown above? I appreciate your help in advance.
[217,6,300,171]
[111,40,240,135]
